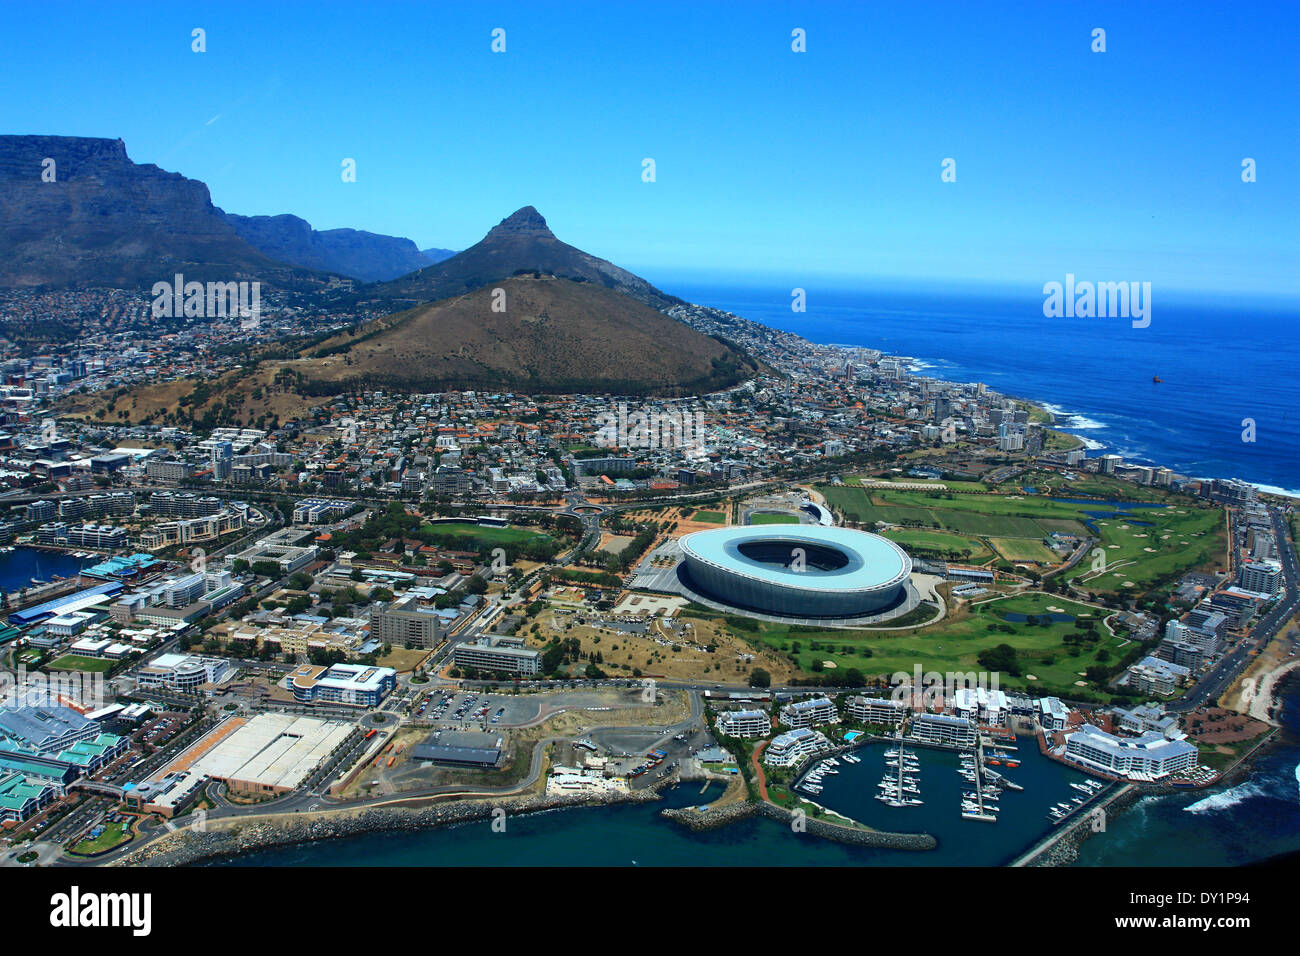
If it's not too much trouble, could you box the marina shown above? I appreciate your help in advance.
[804,737,1107,864]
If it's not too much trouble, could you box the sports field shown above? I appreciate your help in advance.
[47,654,115,673]
[692,510,727,523]
[749,512,799,525]
[419,522,553,546]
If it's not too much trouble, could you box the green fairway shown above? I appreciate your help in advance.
[880,528,992,562]
[748,512,800,525]
[820,482,1224,593]
[47,654,115,673]
[705,592,1128,700]
[1065,506,1224,593]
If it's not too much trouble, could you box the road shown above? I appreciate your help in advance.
[1172,506,1300,711]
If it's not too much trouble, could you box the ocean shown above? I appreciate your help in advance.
[1072,675,1300,867]
[667,282,1300,497]
[217,736,1099,867]
[0,546,92,593]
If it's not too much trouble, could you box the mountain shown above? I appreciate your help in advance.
[0,135,321,289]
[366,206,683,311]
[221,211,456,282]
[297,273,755,396]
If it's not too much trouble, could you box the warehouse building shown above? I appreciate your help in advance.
[188,714,353,794]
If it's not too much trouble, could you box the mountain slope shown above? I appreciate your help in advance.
[299,274,754,395]
[366,206,682,311]
[0,135,321,289]
[222,211,455,282]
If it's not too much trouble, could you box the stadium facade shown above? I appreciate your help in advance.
[679,526,912,619]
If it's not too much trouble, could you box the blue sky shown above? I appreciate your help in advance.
[4,1,1298,296]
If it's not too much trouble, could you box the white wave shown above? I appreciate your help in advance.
[1250,482,1300,501]
[1079,437,1106,451]
[1039,402,1106,431]
[1183,780,1267,815]
[1064,415,1106,430]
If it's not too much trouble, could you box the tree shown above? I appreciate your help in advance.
[748,668,772,688]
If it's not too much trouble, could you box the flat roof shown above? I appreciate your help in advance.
[188,713,351,790]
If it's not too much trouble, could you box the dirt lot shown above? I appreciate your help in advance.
[621,504,730,536]
[530,607,797,683]
[341,688,691,799]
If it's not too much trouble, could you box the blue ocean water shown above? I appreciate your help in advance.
[0,546,91,592]
[1072,677,1300,867]
[220,731,1099,867]
[669,283,1300,496]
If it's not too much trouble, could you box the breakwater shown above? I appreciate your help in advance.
[115,786,664,867]
[660,799,937,851]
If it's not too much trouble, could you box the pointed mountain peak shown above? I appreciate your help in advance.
[485,205,554,239]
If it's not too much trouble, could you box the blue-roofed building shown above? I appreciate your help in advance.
[7,581,124,627]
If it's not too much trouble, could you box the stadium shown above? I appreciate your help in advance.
[678,525,915,622]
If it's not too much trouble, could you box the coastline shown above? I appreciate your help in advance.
[114,783,667,868]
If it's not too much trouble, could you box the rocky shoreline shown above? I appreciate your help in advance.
[660,799,937,852]
[115,786,664,867]
[1025,726,1288,867]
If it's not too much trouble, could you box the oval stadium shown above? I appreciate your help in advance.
[678,525,913,620]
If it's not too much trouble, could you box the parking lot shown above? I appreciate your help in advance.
[406,690,541,728]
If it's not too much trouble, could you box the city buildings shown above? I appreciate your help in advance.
[453,635,540,676]
[287,662,396,707]
[779,696,839,729]
[714,708,772,738]
[135,653,234,692]
[1064,724,1198,780]
[846,695,907,725]
[909,713,977,747]
[371,596,443,650]
[763,727,831,767]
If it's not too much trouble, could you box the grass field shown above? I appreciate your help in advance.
[749,512,800,525]
[68,824,132,855]
[708,592,1126,698]
[692,510,727,523]
[419,522,554,546]
[879,528,993,562]
[820,482,1225,591]
[989,536,1058,563]
[843,476,990,494]
[1065,506,1224,593]
[47,654,115,673]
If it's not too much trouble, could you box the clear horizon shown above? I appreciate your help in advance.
[3,1,1297,296]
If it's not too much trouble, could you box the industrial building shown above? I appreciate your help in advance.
[188,714,353,794]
